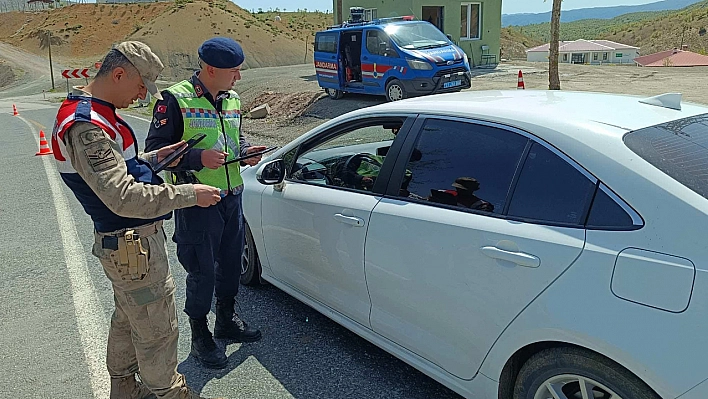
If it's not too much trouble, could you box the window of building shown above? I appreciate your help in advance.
[364,8,377,21]
[593,53,598,61]
[460,3,481,40]
[563,53,568,62]
[603,52,608,60]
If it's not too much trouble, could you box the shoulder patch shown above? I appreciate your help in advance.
[80,129,106,145]
[156,104,167,114]
[84,141,118,172]
[153,117,168,129]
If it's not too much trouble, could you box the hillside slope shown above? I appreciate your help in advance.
[0,0,332,77]
[502,0,702,26]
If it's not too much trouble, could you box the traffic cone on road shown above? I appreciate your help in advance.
[517,70,525,90]
[12,104,19,116]
[35,130,53,156]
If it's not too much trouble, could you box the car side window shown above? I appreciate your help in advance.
[290,120,402,193]
[508,142,596,225]
[397,119,528,214]
[586,184,638,229]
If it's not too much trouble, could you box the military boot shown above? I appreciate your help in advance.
[188,317,228,369]
[178,386,226,399]
[214,297,262,342]
[110,374,156,399]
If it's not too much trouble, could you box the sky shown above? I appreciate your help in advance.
[231,0,662,14]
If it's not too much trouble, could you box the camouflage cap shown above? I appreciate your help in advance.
[115,41,164,100]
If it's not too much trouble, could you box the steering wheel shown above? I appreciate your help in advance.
[343,153,383,189]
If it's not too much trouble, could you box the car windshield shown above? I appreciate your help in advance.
[384,22,450,50]
[624,114,708,200]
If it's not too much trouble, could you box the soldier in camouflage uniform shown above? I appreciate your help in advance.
[52,41,225,399]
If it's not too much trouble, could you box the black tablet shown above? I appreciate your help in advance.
[223,146,278,165]
[152,133,207,173]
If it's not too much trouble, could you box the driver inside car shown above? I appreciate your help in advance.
[342,124,422,191]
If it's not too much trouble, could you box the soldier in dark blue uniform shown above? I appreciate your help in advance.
[145,38,264,369]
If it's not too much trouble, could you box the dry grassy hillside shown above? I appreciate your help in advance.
[0,2,171,61]
[602,0,708,54]
[131,0,331,77]
[501,27,543,60]
[0,0,332,76]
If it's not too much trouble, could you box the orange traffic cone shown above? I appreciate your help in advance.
[12,104,19,116]
[35,130,53,156]
[517,70,525,90]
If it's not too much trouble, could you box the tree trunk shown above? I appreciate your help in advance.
[548,0,562,90]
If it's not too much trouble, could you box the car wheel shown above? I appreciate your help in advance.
[325,88,344,100]
[385,79,406,102]
[240,223,262,286]
[514,347,660,399]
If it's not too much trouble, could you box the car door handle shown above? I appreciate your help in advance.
[333,214,365,227]
[363,56,368,60]
[481,246,540,268]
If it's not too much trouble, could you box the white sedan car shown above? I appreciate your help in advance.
[240,90,708,399]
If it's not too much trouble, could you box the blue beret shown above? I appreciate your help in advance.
[198,37,245,68]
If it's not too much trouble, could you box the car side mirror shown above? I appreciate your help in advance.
[256,159,286,185]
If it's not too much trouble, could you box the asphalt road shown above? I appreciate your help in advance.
[0,97,463,399]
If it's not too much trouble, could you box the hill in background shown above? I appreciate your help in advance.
[503,0,708,58]
[0,0,332,78]
[502,0,702,26]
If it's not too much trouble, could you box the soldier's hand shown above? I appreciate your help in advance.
[201,149,228,169]
[194,184,221,207]
[243,145,267,166]
[157,141,188,167]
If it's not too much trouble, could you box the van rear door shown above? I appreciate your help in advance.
[314,31,342,90]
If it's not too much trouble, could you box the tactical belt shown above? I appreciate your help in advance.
[100,221,162,250]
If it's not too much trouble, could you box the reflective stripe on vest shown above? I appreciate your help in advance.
[165,80,243,189]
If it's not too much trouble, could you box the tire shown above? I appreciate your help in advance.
[385,79,407,102]
[240,223,262,286]
[325,88,344,100]
[514,347,660,399]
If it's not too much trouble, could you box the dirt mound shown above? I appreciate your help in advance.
[244,91,324,120]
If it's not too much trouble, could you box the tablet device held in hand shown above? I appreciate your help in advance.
[223,146,278,165]
[152,133,207,173]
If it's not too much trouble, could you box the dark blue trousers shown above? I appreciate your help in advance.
[173,192,244,319]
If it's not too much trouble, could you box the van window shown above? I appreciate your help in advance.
[384,21,449,50]
[366,30,392,56]
[316,33,338,53]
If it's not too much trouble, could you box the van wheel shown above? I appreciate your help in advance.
[385,79,406,101]
[514,347,660,399]
[325,88,344,100]
[240,223,262,286]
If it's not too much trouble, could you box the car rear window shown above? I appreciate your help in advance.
[624,114,708,199]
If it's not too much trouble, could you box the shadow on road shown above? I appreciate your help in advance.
[179,283,462,399]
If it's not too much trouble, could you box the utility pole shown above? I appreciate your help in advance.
[47,30,55,90]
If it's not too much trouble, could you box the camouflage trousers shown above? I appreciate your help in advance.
[93,221,188,399]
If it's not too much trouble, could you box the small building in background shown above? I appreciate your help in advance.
[635,47,708,67]
[526,39,639,64]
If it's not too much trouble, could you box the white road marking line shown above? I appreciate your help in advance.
[122,113,151,123]
[19,115,109,399]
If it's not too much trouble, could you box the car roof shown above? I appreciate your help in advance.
[351,90,708,135]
